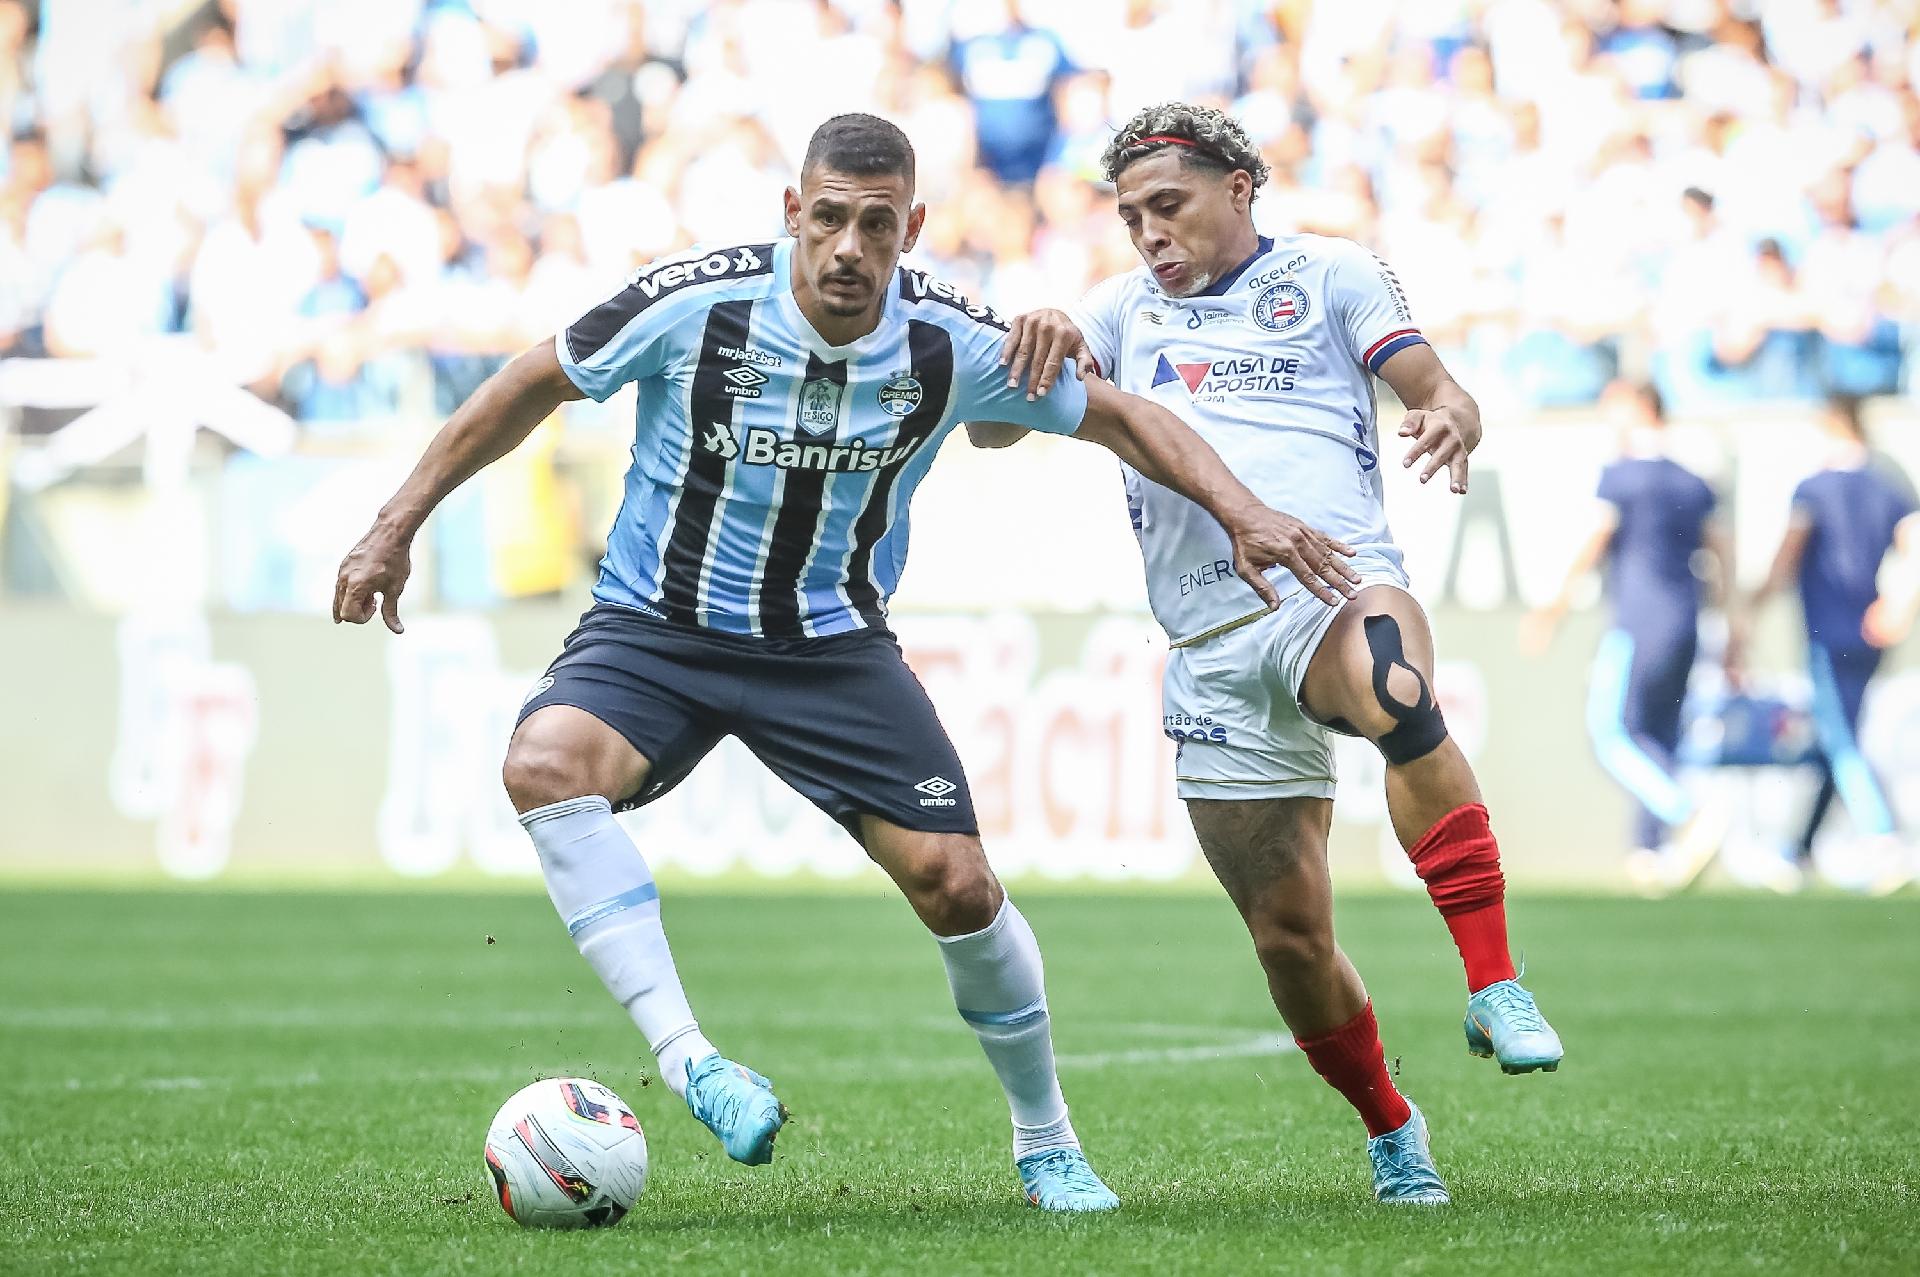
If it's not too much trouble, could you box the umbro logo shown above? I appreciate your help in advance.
[914,775,959,807]
[722,365,769,399]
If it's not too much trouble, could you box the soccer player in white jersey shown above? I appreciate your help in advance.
[977,103,1566,1205]
[334,114,1358,1213]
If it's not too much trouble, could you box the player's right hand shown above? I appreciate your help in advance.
[333,525,412,634]
[1225,507,1360,610]
[1001,309,1091,401]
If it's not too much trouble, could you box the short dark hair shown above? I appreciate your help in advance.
[1101,102,1270,194]
[1826,392,1866,439]
[801,113,915,189]
[1634,380,1666,423]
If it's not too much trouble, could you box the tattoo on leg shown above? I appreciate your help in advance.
[1188,799,1312,909]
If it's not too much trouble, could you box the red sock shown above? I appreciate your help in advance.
[1295,1001,1412,1138]
[1407,803,1518,993]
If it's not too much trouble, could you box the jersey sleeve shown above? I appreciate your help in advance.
[1596,462,1628,509]
[1327,241,1427,376]
[948,316,1090,436]
[1066,273,1130,380]
[555,279,683,402]
[555,242,778,400]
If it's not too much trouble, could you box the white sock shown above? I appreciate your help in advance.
[519,796,716,1099]
[936,897,1079,1158]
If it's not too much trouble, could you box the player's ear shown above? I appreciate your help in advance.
[902,202,927,254]
[1229,170,1253,214]
[782,186,802,237]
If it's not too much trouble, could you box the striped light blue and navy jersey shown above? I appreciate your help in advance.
[556,239,1089,638]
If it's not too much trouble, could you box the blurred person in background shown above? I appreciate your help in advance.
[950,0,1074,185]
[3,0,1919,416]
[1523,380,1733,892]
[1736,394,1920,889]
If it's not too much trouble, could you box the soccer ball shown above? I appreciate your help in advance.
[483,1078,649,1228]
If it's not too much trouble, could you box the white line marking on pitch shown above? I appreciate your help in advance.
[22,1029,1293,1095]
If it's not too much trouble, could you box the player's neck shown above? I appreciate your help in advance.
[1824,438,1870,469]
[1185,225,1264,297]
[790,261,885,348]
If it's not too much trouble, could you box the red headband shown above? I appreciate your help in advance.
[1130,134,1229,166]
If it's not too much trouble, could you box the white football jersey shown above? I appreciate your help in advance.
[1070,233,1426,646]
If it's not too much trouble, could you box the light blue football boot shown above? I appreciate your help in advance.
[1367,1103,1450,1205]
[1016,1147,1121,1213]
[684,1053,788,1165]
[1464,977,1564,1074]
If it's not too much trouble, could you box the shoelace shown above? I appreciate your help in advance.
[1370,1131,1440,1187]
[1480,981,1546,1034]
[1026,1150,1105,1195]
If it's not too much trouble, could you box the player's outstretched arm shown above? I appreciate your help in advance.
[1067,378,1360,607]
[333,339,584,633]
[1000,307,1092,401]
[972,309,1097,450]
[1377,344,1480,494]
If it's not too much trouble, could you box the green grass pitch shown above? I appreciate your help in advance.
[1,888,1915,1275]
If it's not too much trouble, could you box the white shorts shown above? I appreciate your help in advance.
[1163,556,1411,802]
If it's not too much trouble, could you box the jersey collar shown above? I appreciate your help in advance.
[1194,235,1274,297]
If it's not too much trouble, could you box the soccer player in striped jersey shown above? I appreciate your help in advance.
[978,103,1566,1205]
[333,113,1357,1213]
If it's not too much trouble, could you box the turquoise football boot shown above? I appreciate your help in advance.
[684,1053,788,1165]
[1368,1104,1450,1205]
[1016,1147,1121,1213]
[1464,978,1564,1074]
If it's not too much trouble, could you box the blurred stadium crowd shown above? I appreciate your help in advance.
[1,0,1919,433]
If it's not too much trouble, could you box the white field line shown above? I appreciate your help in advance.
[9,1026,1295,1096]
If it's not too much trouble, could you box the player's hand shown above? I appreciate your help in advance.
[1225,505,1360,609]
[1518,607,1560,658]
[1001,308,1091,401]
[1863,597,1914,649]
[333,524,412,634]
[1400,406,1475,494]
[1721,624,1748,688]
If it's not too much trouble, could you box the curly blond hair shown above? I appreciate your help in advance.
[1100,102,1271,194]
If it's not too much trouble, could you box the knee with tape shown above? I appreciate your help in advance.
[1361,613,1448,765]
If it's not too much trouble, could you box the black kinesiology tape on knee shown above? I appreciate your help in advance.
[1363,613,1448,765]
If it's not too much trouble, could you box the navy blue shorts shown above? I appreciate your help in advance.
[516,603,976,837]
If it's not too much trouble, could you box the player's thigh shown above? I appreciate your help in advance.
[507,605,727,812]
[734,630,981,841]
[1298,584,1439,742]
[505,705,654,812]
[1186,794,1335,922]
